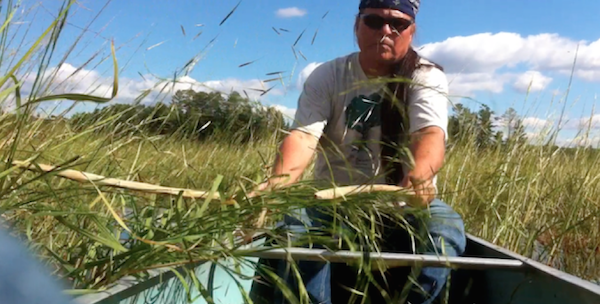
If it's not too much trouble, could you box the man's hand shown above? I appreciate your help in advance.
[401,126,445,206]
[400,175,436,207]
[246,181,269,199]
[238,130,319,243]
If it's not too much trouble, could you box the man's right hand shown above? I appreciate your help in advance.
[238,130,318,243]
[246,180,271,199]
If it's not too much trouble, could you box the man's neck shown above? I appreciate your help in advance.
[358,52,394,78]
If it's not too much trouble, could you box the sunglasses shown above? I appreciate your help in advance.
[359,14,414,32]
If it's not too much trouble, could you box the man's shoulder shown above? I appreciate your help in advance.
[303,52,360,86]
[413,56,447,85]
[321,51,358,66]
[416,56,444,74]
[311,52,358,73]
[415,53,442,68]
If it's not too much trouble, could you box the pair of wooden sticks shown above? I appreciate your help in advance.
[11,160,410,201]
[13,161,414,241]
[12,160,412,242]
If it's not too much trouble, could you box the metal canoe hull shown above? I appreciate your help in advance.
[74,234,600,304]
[451,234,600,304]
[74,236,267,304]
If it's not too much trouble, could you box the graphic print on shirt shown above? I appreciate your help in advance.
[344,92,383,168]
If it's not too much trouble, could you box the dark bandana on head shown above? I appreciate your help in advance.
[359,0,420,19]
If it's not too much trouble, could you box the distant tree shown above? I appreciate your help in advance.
[511,118,528,147]
[448,103,478,146]
[502,107,528,147]
[447,103,531,151]
[476,104,495,149]
[494,130,504,146]
[69,89,288,144]
[503,107,518,140]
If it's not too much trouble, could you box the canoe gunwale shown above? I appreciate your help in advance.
[74,233,268,303]
[465,233,600,295]
[242,246,524,270]
[74,232,600,303]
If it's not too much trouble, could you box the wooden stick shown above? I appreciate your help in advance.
[236,184,414,244]
[314,184,413,200]
[12,160,220,200]
[12,159,415,242]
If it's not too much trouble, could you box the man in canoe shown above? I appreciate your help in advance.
[254,0,466,303]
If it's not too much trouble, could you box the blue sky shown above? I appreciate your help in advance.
[7,0,600,146]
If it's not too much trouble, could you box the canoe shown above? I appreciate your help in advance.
[75,231,600,304]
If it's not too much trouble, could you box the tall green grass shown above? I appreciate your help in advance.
[2,108,422,301]
[0,0,599,303]
[439,126,600,278]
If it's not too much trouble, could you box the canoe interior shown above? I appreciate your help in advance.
[249,234,600,304]
[75,234,600,304]
[75,235,267,304]
[452,234,600,304]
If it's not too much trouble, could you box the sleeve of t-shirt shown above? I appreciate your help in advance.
[291,62,332,139]
[407,65,450,141]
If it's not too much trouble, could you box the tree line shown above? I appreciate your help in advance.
[69,89,289,144]
[69,88,530,148]
[447,103,529,149]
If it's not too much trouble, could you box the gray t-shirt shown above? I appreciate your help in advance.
[292,51,449,187]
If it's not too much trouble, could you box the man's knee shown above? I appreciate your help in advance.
[420,199,467,256]
[428,199,463,221]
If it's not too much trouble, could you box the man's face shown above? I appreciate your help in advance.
[355,8,415,65]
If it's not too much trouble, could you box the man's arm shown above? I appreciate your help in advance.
[256,62,330,192]
[265,130,319,189]
[401,126,445,205]
[241,130,318,242]
[402,64,449,205]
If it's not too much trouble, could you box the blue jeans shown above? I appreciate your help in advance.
[272,199,466,304]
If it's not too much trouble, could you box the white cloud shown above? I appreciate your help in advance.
[419,32,526,74]
[576,70,600,82]
[586,114,600,129]
[276,7,307,18]
[491,113,600,146]
[494,114,551,131]
[419,32,600,76]
[496,115,551,129]
[44,64,283,102]
[189,76,285,100]
[417,32,600,95]
[522,116,551,129]
[524,131,550,144]
[271,104,296,120]
[445,73,506,96]
[564,114,600,130]
[555,134,600,148]
[296,62,323,90]
[513,71,553,93]
[4,63,290,117]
